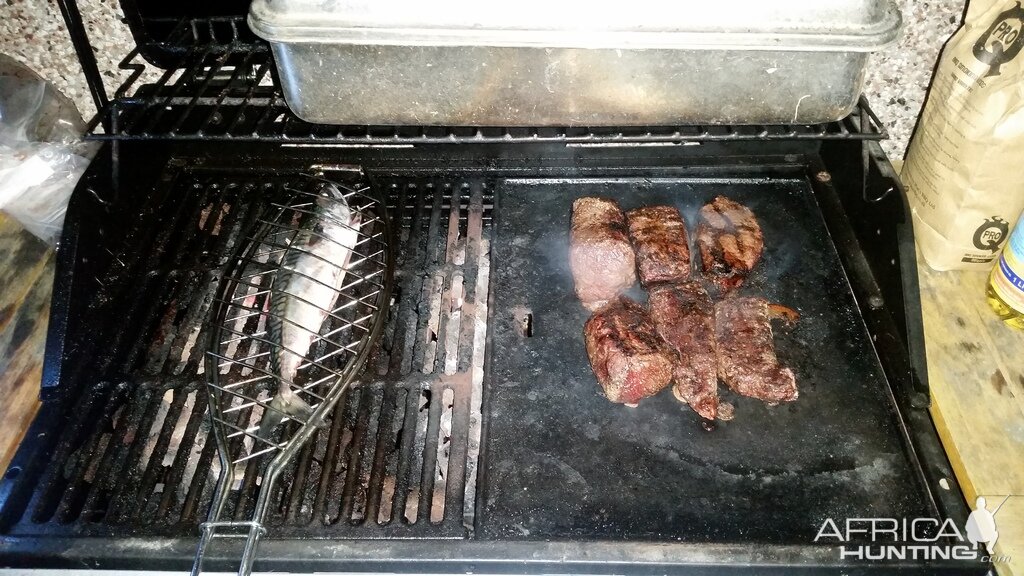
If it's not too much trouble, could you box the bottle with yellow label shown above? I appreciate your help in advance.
[987,217,1024,329]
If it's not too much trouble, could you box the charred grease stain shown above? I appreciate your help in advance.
[8,306,39,352]
[8,236,47,272]
[955,316,967,328]
[10,363,39,395]
[958,341,982,354]
[0,304,15,331]
[991,370,1010,396]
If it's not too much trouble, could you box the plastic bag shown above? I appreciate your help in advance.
[0,54,98,245]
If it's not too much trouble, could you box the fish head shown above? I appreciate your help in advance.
[316,182,346,206]
[315,183,355,225]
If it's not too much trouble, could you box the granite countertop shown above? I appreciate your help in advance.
[1,0,965,159]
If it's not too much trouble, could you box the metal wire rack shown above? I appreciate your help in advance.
[86,16,888,143]
[195,175,393,575]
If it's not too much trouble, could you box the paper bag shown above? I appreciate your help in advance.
[902,0,1024,270]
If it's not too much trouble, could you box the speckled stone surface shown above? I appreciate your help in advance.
[1,0,130,121]
[1,0,966,159]
[864,0,966,159]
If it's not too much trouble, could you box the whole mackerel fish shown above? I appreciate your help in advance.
[258,183,362,439]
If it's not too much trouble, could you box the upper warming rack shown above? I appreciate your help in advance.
[86,16,888,143]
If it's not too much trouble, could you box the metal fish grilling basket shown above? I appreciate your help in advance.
[194,174,393,575]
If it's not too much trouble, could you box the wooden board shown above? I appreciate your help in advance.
[919,257,1024,576]
[0,213,52,472]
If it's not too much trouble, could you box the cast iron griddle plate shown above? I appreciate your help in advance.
[480,177,931,542]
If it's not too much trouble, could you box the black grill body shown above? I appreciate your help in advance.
[0,1,989,573]
[0,140,985,574]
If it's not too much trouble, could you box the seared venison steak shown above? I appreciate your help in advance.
[696,196,763,292]
[648,282,719,420]
[625,205,691,287]
[570,197,637,310]
[714,296,798,404]
[584,297,674,406]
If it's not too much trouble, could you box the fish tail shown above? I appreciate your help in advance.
[279,390,331,430]
[256,396,287,441]
[256,388,321,441]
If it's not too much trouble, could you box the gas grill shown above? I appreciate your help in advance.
[0,1,989,574]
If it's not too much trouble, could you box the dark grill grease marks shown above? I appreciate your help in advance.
[0,170,492,539]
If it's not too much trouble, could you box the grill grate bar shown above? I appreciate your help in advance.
[120,180,230,375]
[415,384,444,524]
[338,385,375,523]
[105,388,165,524]
[310,388,349,525]
[52,383,131,524]
[280,426,316,524]
[28,382,116,524]
[462,232,490,530]
[75,386,136,524]
[397,386,429,523]
[361,385,399,524]
[457,186,485,374]
[180,428,220,525]
[166,395,209,521]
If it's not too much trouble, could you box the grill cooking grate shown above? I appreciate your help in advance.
[86,16,888,143]
[0,166,493,539]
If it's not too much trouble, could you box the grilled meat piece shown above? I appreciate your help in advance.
[584,297,674,406]
[570,197,637,311]
[648,282,719,420]
[714,296,797,404]
[696,196,764,292]
[626,205,691,287]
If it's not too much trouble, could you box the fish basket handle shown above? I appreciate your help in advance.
[192,520,267,576]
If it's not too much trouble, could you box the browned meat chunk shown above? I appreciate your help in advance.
[648,282,719,420]
[626,205,691,287]
[584,297,674,405]
[570,197,637,311]
[714,296,797,404]
[696,196,764,292]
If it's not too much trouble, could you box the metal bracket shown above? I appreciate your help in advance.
[54,0,108,116]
